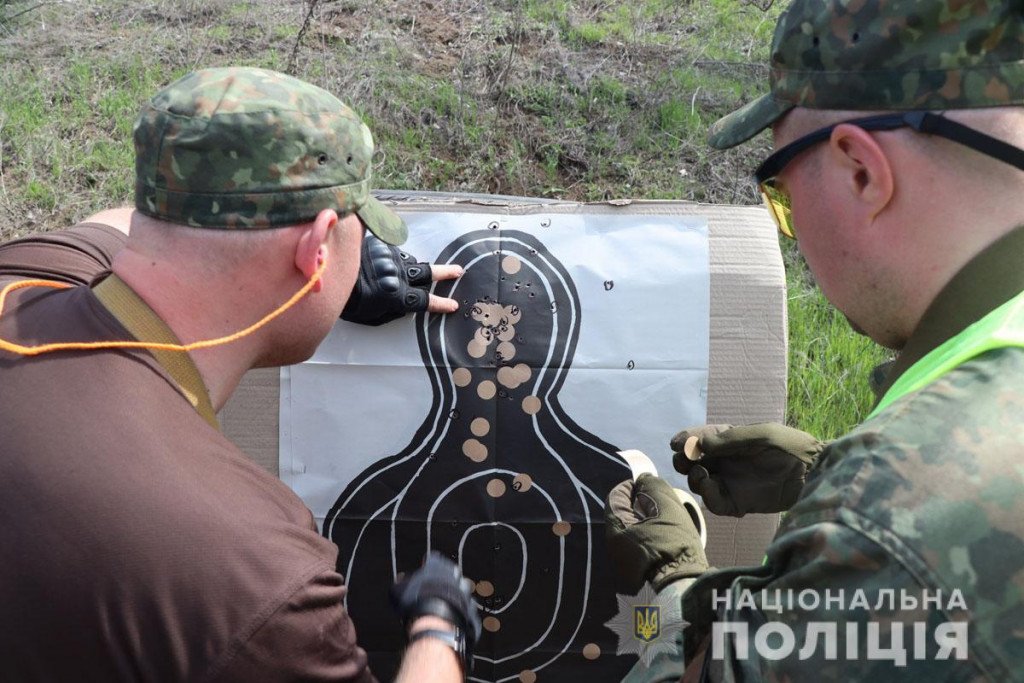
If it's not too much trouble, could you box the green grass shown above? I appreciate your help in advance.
[523,0,572,27]
[0,0,888,438]
[566,22,606,46]
[782,241,893,439]
[0,53,186,230]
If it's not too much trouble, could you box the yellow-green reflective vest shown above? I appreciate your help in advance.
[867,290,1024,420]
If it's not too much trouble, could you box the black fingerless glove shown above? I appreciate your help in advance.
[390,551,482,648]
[341,234,433,326]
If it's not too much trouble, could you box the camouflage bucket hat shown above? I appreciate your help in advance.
[133,67,407,244]
[709,0,1024,150]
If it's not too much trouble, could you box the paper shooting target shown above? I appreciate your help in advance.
[283,210,710,682]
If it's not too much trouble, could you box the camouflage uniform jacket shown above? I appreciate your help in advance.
[676,226,1024,682]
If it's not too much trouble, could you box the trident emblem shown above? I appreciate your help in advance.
[634,605,660,643]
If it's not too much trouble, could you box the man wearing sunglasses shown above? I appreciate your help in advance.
[605,0,1024,680]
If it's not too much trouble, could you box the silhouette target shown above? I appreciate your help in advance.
[324,229,633,681]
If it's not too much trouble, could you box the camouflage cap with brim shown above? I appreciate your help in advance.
[134,67,407,245]
[709,0,1024,150]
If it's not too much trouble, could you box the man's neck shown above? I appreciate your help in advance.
[111,252,261,413]
[874,224,1024,400]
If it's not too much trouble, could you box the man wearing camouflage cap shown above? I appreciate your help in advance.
[606,1,1024,679]
[0,67,480,681]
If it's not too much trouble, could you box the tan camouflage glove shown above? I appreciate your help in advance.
[605,474,709,594]
[671,423,825,517]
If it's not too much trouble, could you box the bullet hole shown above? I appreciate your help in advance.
[551,301,558,313]
[604,280,614,291]
[318,153,329,165]
[498,390,508,398]
[529,248,538,255]
[627,360,635,370]
[488,221,499,230]
[428,453,437,461]
[493,543,502,551]
[449,409,460,420]
[852,32,859,43]
[529,293,535,298]
[540,218,551,227]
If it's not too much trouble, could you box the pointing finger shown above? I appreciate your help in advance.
[427,293,459,314]
[430,264,464,282]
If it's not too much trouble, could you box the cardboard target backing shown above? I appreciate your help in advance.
[220,194,787,682]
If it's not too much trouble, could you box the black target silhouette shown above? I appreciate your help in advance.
[324,229,632,682]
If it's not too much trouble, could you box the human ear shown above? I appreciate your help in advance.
[828,124,895,223]
[294,209,338,294]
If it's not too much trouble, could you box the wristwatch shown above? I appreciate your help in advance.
[404,596,475,676]
[407,626,470,676]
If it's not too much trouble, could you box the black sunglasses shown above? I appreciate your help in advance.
[754,111,1024,239]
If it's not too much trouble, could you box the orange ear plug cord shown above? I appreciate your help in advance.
[0,254,328,357]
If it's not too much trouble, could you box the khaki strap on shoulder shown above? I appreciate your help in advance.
[93,274,219,430]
